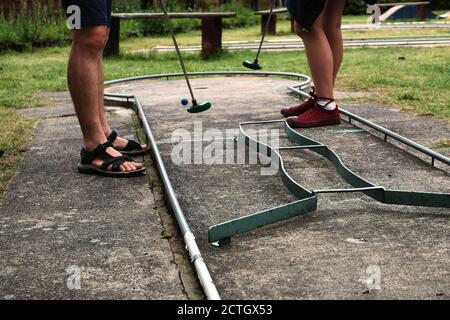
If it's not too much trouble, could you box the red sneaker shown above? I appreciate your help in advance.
[286,103,341,128]
[280,97,315,117]
[280,87,317,117]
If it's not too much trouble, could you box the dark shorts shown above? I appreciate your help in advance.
[62,0,112,28]
[286,0,326,31]
[286,0,377,31]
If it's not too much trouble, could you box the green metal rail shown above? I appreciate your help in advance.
[102,71,449,250]
[208,119,450,246]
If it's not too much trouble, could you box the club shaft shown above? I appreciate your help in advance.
[159,0,196,102]
[255,0,276,62]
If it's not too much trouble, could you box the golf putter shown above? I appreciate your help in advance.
[159,0,211,113]
[243,0,277,70]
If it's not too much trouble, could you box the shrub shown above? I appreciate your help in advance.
[0,0,69,50]
[124,1,259,36]
[217,2,259,29]
[136,6,200,36]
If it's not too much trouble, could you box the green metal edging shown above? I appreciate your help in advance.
[208,197,318,245]
[207,111,450,246]
[102,71,449,249]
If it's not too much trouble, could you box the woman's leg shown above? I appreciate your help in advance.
[286,1,342,128]
[323,0,347,84]
[295,4,334,99]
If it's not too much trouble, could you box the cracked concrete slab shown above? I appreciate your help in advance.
[107,76,449,300]
[0,100,186,300]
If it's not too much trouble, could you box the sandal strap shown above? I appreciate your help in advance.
[106,130,118,143]
[108,130,144,152]
[81,142,136,172]
[80,141,115,165]
[99,156,129,172]
[123,139,144,152]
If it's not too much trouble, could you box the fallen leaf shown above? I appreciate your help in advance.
[160,230,173,239]
[346,237,368,244]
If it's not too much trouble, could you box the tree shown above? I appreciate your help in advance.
[140,0,152,9]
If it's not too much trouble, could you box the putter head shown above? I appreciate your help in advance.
[243,60,262,70]
[187,101,212,113]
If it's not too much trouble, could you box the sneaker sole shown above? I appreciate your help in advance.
[287,118,341,128]
[280,109,309,117]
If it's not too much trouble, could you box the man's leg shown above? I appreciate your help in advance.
[67,26,141,172]
[97,29,110,137]
[294,4,334,99]
[96,30,147,150]
[323,0,347,83]
[68,27,108,150]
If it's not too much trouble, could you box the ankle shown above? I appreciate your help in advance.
[84,139,108,152]
[103,127,112,137]
[316,98,337,111]
[100,127,112,141]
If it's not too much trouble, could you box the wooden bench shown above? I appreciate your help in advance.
[255,7,291,35]
[104,12,236,58]
[377,2,430,21]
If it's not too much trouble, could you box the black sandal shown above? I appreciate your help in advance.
[107,130,148,156]
[78,141,145,177]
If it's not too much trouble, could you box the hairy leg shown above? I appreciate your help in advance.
[68,26,108,151]
[97,30,147,150]
[67,27,140,171]
[98,29,111,136]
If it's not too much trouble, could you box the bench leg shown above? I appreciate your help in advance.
[104,16,120,57]
[201,17,222,58]
[261,14,277,35]
[417,4,426,21]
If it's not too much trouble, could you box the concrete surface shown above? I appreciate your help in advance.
[0,96,188,300]
[107,76,450,299]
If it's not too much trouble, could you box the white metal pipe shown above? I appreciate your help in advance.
[105,93,221,300]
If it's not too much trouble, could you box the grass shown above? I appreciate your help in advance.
[0,29,449,198]
[0,3,70,48]
[431,139,450,149]
[120,19,450,50]
[0,109,35,198]
[1,43,448,117]
[0,47,68,109]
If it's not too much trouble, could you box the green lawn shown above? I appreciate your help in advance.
[0,109,35,196]
[1,44,448,116]
[1,36,449,198]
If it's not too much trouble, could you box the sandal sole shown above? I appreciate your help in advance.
[119,149,149,157]
[78,164,146,177]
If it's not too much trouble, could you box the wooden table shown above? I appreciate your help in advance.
[104,12,236,58]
